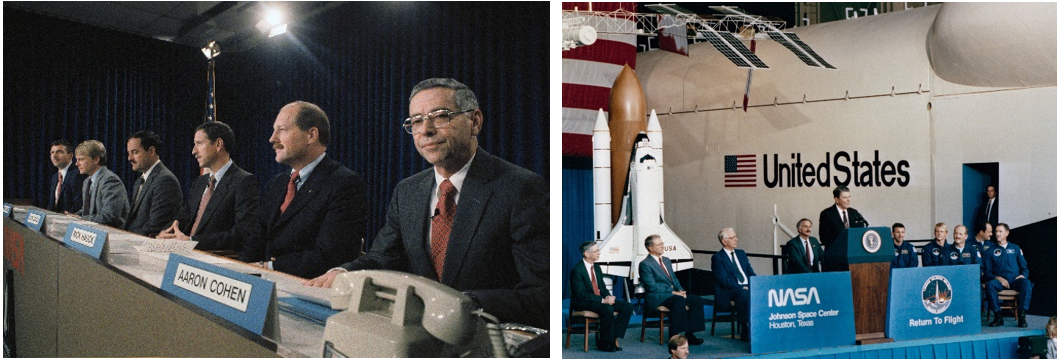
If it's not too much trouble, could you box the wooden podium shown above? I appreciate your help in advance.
[822,226,895,345]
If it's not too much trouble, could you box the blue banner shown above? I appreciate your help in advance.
[886,264,980,341]
[62,223,108,259]
[160,254,276,335]
[24,209,46,231]
[749,272,856,354]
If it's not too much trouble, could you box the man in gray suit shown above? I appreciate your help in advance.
[639,234,706,345]
[122,131,182,237]
[305,78,548,330]
[70,140,129,227]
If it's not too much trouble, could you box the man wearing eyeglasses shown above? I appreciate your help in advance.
[305,78,549,330]
[239,101,369,279]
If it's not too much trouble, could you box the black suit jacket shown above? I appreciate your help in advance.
[785,236,824,273]
[818,205,866,249]
[976,197,999,228]
[241,156,367,278]
[177,164,260,251]
[569,262,611,309]
[124,162,182,236]
[47,166,84,213]
[339,149,549,329]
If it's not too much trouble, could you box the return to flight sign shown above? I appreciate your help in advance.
[749,272,856,354]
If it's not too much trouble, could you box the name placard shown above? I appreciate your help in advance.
[886,264,980,341]
[161,254,278,337]
[62,223,108,259]
[3,203,11,218]
[749,272,856,354]
[24,209,46,231]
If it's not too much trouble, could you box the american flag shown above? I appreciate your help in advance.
[724,155,756,187]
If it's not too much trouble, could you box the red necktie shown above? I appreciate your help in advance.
[279,170,299,213]
[190,176,216,237]
[430,180,456,280]
[590,265,601,296]
[55,171,63,207]
[658,257,672,281]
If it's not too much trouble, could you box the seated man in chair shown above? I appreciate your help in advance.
[711,227,755,341]
[570,241,633,352]
[984,223,1033,327]
[639,235,706,345]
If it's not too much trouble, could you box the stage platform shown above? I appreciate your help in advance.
[562,309,1048,359]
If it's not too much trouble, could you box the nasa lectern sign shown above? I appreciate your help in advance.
[749,272,856,354]
[886,265,980,341]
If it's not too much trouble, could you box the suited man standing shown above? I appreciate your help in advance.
[569,241,633,352]
[976,185,999,239]
[304,78,549,330]
[240,101,368,279]
[70,140,129,227]
[157,122,259,252]
[122,131,182,237]
[818,186,867,250]
[46,140,84,213]
[785,218,824,274]
[640,234,705,345]
[711,227,754,341]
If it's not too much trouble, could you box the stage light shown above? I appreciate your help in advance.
[201,41,221,60]
[257,8,288,38]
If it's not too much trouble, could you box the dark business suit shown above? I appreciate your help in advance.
[976,197,999,230]
[784,236,824,274]
[639,255,705,338]
[569,262,633,349]
[77,166,129,227]
[339,149,549,329]
[241,155,368,279]
[711,249,755,325]
[177,164,260,251]
[124,162,182,236]
[818,206,866,249]
[47,166,84,213]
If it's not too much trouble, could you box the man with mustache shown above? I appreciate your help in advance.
[239,101,368,278]
[304,78,549,330]
[123,131,182,237]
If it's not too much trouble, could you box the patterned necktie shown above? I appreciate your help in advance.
[590,265,601,296]
[55,171,63,207]
[430,180,456,280]
[279,170,300,213]
[83,179,92,214]
[190,176,216,237]
[732,252,746,283]
[805,239,813,268]
[843,210,850,228]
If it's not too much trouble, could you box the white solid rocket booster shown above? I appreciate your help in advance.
[592,109,612,242]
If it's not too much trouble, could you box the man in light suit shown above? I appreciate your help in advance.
[639,234,705,345]
[710,227,754,341]
[239,101,368,279]
[158,122,259,253]
[570,241,633,352]
[785,218,824,274]
[305,78,549,330]
[123,131,182,237]
[46,140,84,213]
[70,140,129,227]
[818,185,867,250]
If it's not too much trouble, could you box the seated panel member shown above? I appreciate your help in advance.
[710,227,754,341]
[945,225,980,266]
[641,234,706,345]
[304,79,548,329]
[240,101,368,279]
[818,186,867,250]
[123,131,182,237]
[71,140,129,227]
[569,241,633,352]
[921,222,949,267]
[971,222,995,279]
[890,223,918,269]
[984,223,1033,327]
[47,140,84,213]
[785,218,824,274]
[157,122,260,252]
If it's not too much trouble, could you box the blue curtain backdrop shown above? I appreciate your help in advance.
[562,157,594,299]
[3,2,548,251]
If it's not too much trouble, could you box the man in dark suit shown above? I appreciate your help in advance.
[46,140,84,213]
[304,78,548,330]
[569,241,633,352]
[818,185,867,250]
[157,122,259,253]
[70,140,129,227]
[240,101,368,279]
[123,131,182,237]
[976,185,998,240]
[710,227,755,341]
[639,234,705,345]
[785,218,824,274]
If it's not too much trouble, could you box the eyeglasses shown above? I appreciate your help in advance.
[402,108,474,134]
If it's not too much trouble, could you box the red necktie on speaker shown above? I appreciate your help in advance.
[279,170,300,213]
[190,176,216,237]
[55,171,63,207]
[590,266,601,296]
[431,180,456,280]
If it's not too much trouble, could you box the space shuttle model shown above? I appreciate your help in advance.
[594,65,693,286]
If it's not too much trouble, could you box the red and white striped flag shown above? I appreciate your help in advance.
[724,154,757,187]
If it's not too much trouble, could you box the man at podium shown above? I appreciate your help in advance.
[818,186,867,249]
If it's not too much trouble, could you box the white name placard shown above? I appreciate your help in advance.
[69,227,99,247]
[173,263,252,312]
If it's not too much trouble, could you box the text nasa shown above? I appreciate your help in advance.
[173,263,251,312]
[909,315,964,327]
[766,287,839,329]
[763,151,911,188]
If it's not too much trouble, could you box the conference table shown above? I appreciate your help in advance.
[3,205,327,357]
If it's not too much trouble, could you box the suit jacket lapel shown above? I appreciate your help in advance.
[199,169,235,229]
[440,151,495,285]
[409,172,434,269]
